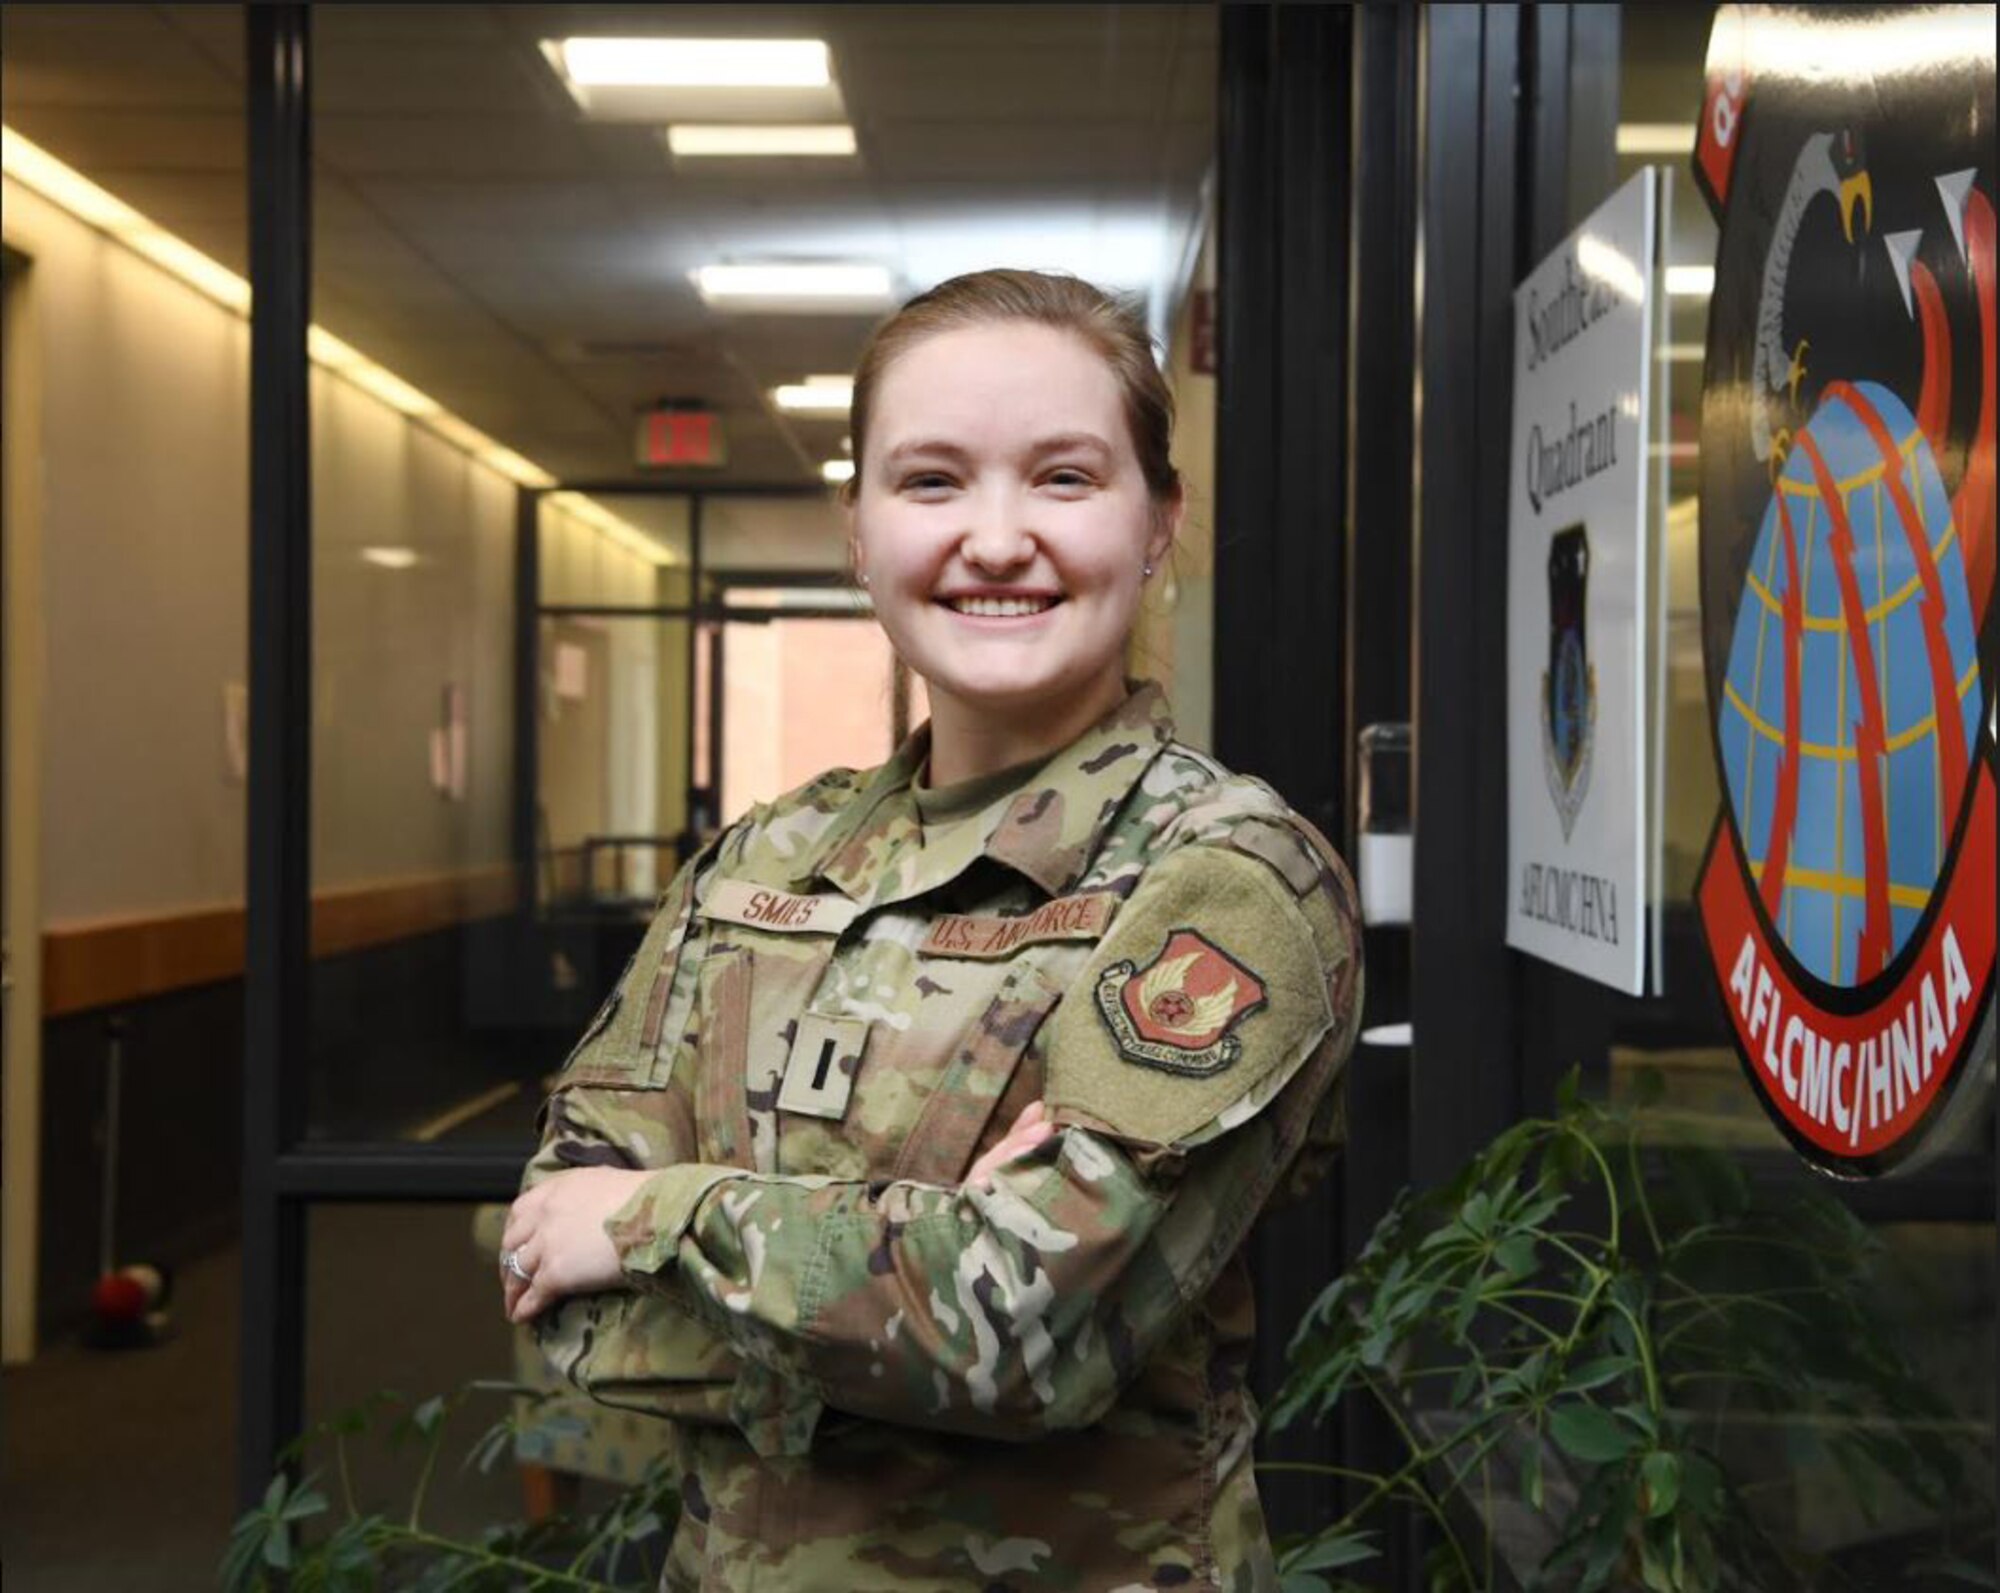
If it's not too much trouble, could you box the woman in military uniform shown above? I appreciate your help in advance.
[501,269,1362,1592]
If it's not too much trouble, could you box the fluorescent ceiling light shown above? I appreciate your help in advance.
[666,123,855,157]
[557,38,829,88]
[1617,123,1695,156]
[123,230,250,314]
[6,124,769,581]
[1,125,582,497]
[0,125,136,228]
[773,376,854,412]
[694,263,893,306]
[1662,342,1705,363]
[1665,265,1715,297]
[480,447,558,489]
[340,360,439,418]
[821,459,856,484]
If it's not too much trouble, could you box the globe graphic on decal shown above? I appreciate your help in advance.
[1551,631,1589,778]
[1719,380,1983,988]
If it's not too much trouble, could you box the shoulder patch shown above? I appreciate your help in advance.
[1045,845,1336,1150]
[1094,929,1267,1075]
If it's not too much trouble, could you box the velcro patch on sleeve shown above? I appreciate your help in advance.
[917,890,1117,958]
[1223,815,1327,898]
[1045,846,1335,1150]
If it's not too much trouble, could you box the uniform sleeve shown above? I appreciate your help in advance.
[600,830,1362,1453]
[521,832,748,1421]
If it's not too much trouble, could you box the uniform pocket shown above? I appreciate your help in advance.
[889,957,1071,1185]
[692,945,755,1166]
[691,935,838,1171]
[563,924,690,1090]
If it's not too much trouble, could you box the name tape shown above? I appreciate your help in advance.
[918,892,1117,959]
[699,880,860,936]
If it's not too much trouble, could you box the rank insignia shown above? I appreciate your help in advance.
[1094,928,1268,1077]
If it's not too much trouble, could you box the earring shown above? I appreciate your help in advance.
[858,572,870,587]
[1142,563,1155,578]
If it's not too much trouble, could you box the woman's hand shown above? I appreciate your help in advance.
[965,1100,1057,1192]
[499,1166,654,1323]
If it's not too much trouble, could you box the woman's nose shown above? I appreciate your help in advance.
[959,492,1036,573]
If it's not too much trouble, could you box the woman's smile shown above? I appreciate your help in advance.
[935,589,1066,621]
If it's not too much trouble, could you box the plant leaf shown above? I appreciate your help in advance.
[1282,1532,1380,1573]
[1550,1402,1641,1463]
[1562,1354,1636,1393]
[1640,1450,1681,1518]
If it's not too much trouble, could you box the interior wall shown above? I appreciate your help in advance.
[2,170,535,925]
[1137,203,1217,752]
[311,374,518,891]
[702,495,847,572]
[3,174,251,927]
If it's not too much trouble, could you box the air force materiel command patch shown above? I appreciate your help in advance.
[1095,928,1268,1076]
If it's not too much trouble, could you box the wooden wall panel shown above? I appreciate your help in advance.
[40,866,518,1017]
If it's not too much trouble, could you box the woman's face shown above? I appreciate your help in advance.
[850,321,1177,726]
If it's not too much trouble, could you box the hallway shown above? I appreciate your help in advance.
[5,1203,527,1590]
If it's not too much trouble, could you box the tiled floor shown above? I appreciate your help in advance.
[4,1202,532,1591]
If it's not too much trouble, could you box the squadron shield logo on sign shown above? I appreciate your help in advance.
[1541,525,1598,840]
[1095,929,1267,1077]
[1691,5,1996,1177]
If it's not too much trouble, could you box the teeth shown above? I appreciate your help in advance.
[948,596,1057,618]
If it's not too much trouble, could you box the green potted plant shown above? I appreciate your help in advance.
[220,1384,678,1592]
[1266,1073,1990,1592]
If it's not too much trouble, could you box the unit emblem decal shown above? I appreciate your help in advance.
[1690,4,1995,1176]
[1094,929,1268,1078]
[1540,524,1598,840]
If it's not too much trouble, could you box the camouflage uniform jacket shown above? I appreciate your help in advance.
[523,683,1362,1592]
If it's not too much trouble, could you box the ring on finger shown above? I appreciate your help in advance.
[500,1248,533,1284]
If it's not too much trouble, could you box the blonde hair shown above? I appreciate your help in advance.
[841,268,1180,506]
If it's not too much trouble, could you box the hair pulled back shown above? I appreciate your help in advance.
[842,268,1180,506]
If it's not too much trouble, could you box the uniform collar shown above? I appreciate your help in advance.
[809,681,1174,905]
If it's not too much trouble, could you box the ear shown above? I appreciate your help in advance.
[1145,479,1184,569]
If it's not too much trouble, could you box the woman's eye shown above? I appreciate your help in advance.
[1044,469,1093,489]
[902,473,953,492]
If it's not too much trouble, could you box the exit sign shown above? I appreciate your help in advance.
[636,407,726,468]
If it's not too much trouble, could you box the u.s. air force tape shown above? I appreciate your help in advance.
[917,891,1118,959]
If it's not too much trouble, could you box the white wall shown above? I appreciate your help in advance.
[703,495,848,573]
[2,171,533,920]
[311,372,517,888]
[4,176,252,925]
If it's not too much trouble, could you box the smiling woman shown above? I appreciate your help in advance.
[505,270,1363,1592]
[844,272,1184,784]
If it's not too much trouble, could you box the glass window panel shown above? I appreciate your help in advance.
[536,613,690,910]
[303,1203,662,1548]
